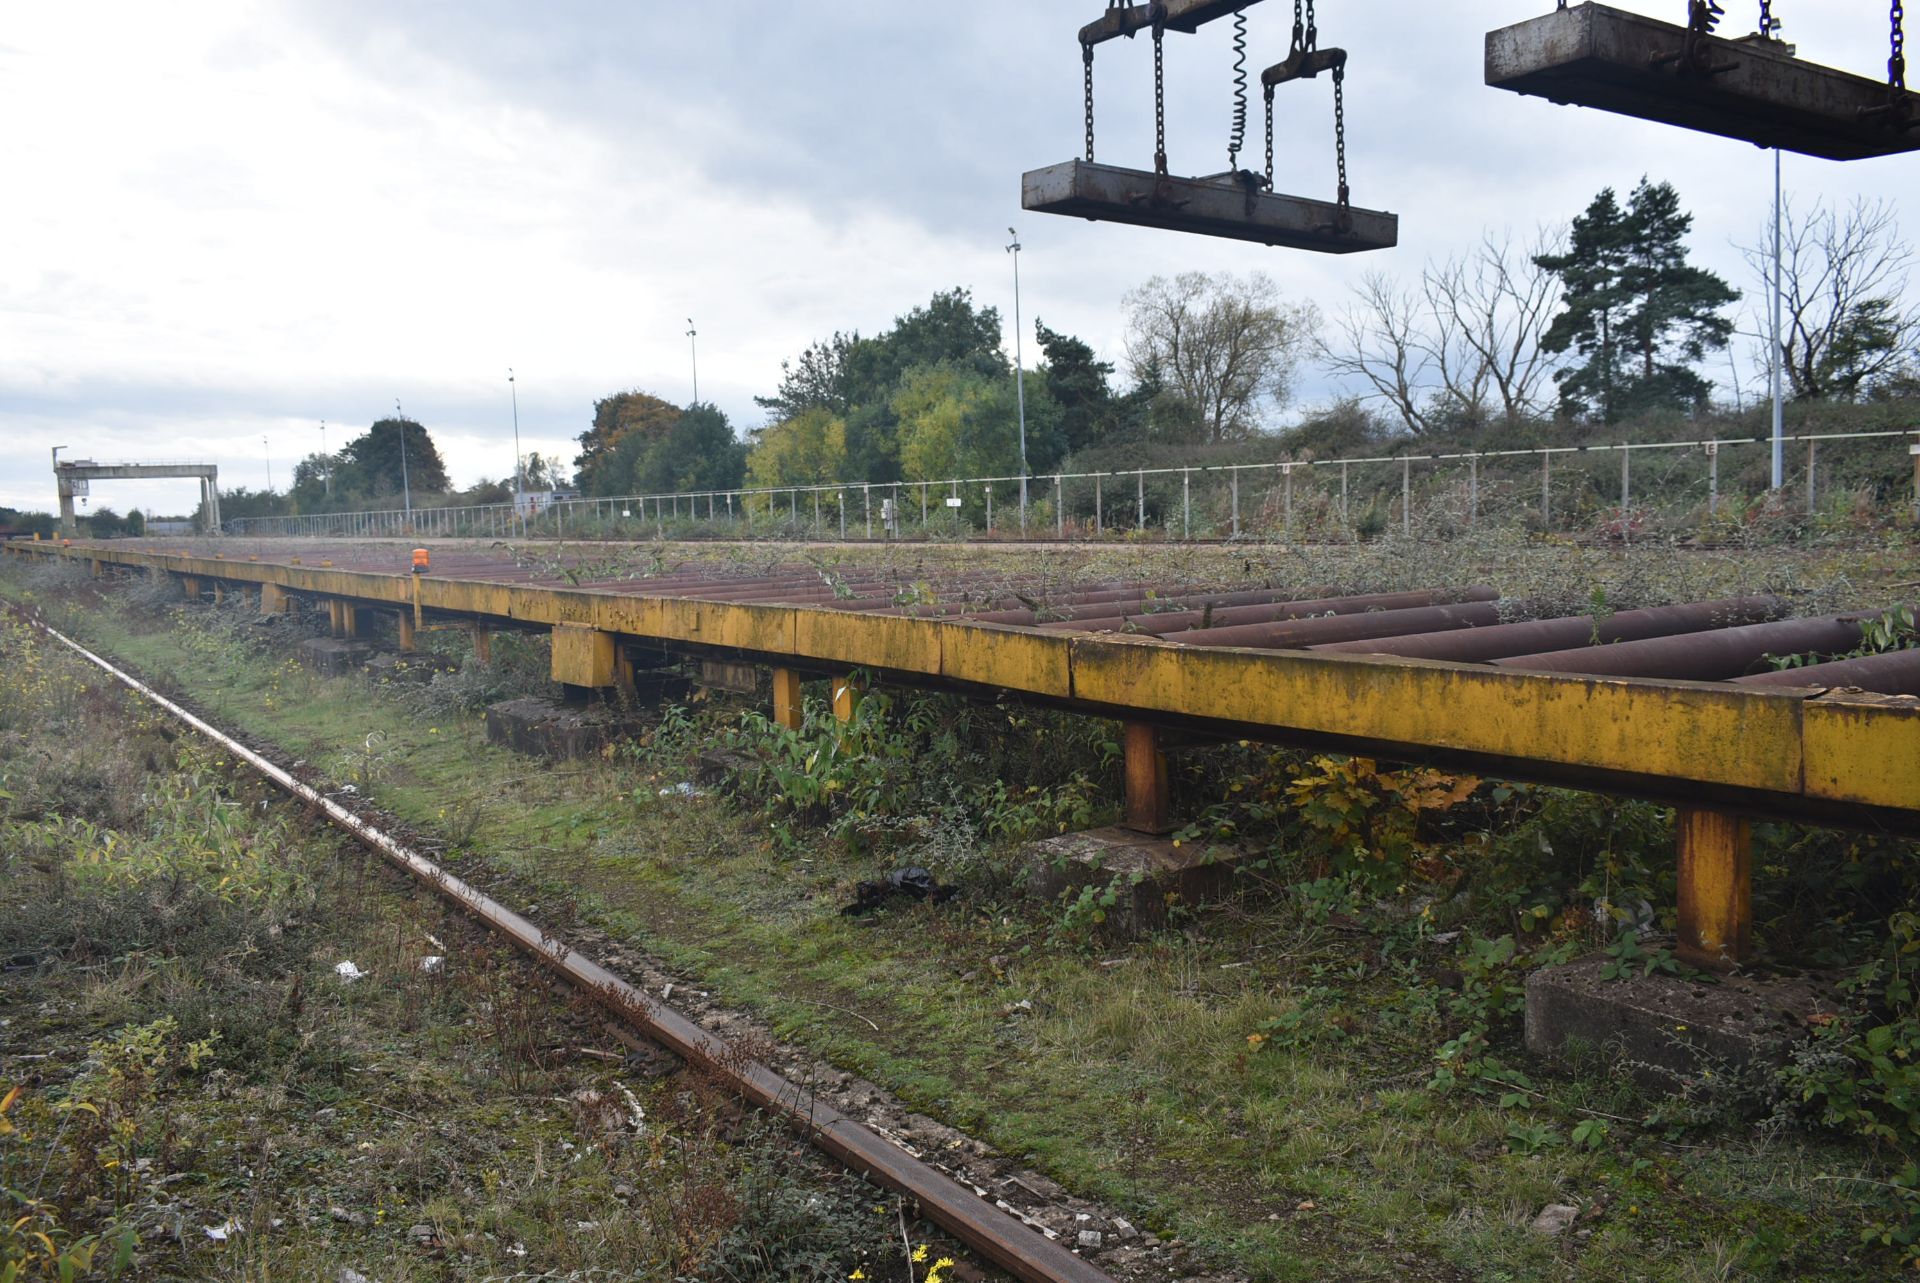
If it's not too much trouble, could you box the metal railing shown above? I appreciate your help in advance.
[226,428,1920,541]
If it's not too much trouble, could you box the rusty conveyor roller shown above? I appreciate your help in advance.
[1110,587,1496,637]
[1158,600,1505,650]
[1493,612,1892,681]
[1732,648,1920,697]
[1310,596,1787,662]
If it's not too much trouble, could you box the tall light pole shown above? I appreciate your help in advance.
[395,399,413,518]
[319,420,330,495]
[262,435,274,494]
[687,319,700,406]
[1007,228,1028,531]
[1769,148,1785,490]
[508,368,524,511]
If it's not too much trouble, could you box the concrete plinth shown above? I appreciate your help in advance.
[365,651,456,686]
[485,697,633,760]
[1524,954,1837,1091]
[698,660,760,694]
[297,637,378,677]
[1024,827,1243,931]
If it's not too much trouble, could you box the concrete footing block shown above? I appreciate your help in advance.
[297,637,378,677]
[1023,826,1243,931]
[1524,953,1837,1091]
[485,697,633,760]
[365,651,457,686]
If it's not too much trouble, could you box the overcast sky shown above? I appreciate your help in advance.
[3,1,1914,515]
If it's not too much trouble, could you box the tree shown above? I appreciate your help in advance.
[892,363,1061,483]
[1425,228,1564,426]
[341,418,450,495]
[575,391,681,494]
[1742,197,1920,402]
[1536,179,1737,422]
[754,333,859,421]
[1321,230,1564,436]
[756,289,1011,482]
[630,404,747,493]
[746,407,849,490]
[1036,319,1119,454]
[1122,272,1316,444]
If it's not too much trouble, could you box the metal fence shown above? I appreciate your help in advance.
[226,428,1920,542]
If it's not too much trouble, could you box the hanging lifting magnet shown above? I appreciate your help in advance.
[1021,159,1397,253]
[1486,2,1920,161]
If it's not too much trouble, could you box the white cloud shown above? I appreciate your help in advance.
[4,1,1917,512]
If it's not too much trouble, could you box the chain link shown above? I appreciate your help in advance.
[1153,19,1168,175]
[1264,83,1275,186]
[1688,1,1725,34]
[1757,0,1775,36]
[1333,63,1349,210]
[1083,44,1096,162]
[1894,1,1908,91]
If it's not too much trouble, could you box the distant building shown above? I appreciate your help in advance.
[515,489,580,516]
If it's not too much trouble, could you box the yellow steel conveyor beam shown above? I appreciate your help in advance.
[12,540,1916,826]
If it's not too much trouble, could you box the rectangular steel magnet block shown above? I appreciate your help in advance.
[1022,160,1397,252]
[1486,3,1920,161]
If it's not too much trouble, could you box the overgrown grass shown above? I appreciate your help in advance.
[8,537,1920,1281]
[0,607,965,1282]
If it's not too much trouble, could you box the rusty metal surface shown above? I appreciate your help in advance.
[1312,596,1787,662]
[1021,160,1397,253]
[1485,3,1920,161]
[1493,612,1885,681]
[1733,648,1920,696]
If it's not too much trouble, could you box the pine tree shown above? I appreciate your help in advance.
[1535,179,1737,422]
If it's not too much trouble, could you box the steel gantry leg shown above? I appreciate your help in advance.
[772,667,804,732]
[1122,722,1172,836]
[1675,808,1752,971]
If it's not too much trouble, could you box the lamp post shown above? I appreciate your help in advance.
[262,435,273,494]
[395,399,413,519]
[687,319,700,406]
[508,368,524,515]
[1007,228,1028,531]
[319,420,330,495]
[1769,148,1785,491]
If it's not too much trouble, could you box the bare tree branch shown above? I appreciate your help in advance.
[1316,272,1435,436]
[1741,197,1920,401]
[1318,226,1563,434]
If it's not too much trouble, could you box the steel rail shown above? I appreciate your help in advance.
[31,621,1123,1283]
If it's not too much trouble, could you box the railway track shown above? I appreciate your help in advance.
[28,615,1131,1283]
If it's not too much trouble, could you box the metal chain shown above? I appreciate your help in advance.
[1083,44,1096,162]
[1264,83,1275,185]
[1894,1,1908,90]
[1305,0,1317,54]
[1153,19,1168,175]
[1688,0,1724,34]
[1757,0,1775,36]
[1333,62,1349,209]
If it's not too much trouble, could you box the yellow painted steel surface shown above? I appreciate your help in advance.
[8,540,1915,821]
[1802,695,1920,810]
[551,623,617,688]
[1068,636,1807,794]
